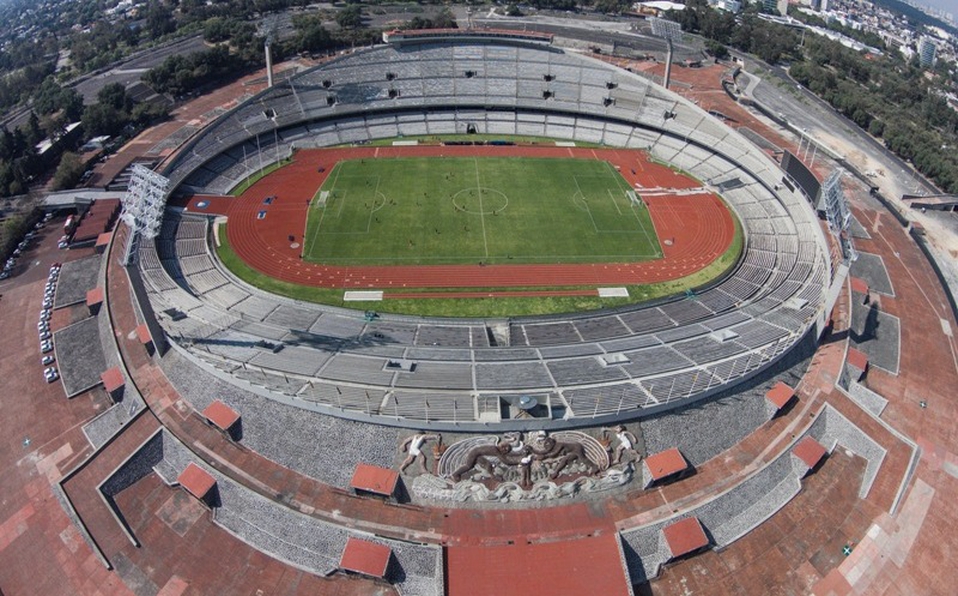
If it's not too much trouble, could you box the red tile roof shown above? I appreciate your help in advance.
[350,464,399,497]
[662,517,709,558]
[86,287,104,307]
[793,436,827,470]
[202,400,240,431]
[644,447,688,481]
[339,537,391,578]
[446,533,631,596]
[850,276,869,295]
[177,463,216,500]
[95,232,112,248]
[100,367,124,392]
[135,323,152,345]
[765,381,795,410]
[846,347,869,372]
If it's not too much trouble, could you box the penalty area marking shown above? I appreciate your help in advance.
[344,290,383,302]
[598,287,629,298]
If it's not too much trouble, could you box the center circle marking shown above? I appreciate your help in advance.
[451,188,509,215]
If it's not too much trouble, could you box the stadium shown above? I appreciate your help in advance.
[146,29,829,431]
[21,28,931,596]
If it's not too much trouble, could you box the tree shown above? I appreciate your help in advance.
[50,151,85,191]
[24,112,43,146]
[292,14,333,53]
[82,103,126,136]
[705,40,729,60]
[97,83,133,113]
[146,1,176,40]
[431,8,458,29]
[336,5,363,29]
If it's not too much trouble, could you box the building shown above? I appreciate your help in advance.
[763,0,789,16]
[711,0,742,13]
[918,36,938,67]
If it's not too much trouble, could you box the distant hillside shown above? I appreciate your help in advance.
[872,0,958,36]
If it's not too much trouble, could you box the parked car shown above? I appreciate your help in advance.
[43,368,58,383]
[42,355,54,366]
[40,341,53,354]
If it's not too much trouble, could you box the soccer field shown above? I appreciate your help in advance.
[301,157,661,266]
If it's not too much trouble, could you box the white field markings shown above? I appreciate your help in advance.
[303,161,344,256]
[603,161,662,258]
[305,165,388,258]
[324,175,383,233]
[571,167,659,258]
[474,157,490,258]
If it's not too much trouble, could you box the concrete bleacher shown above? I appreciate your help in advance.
[148,429,443,593]
[54,316,109,398]
[54,255,102,308]
[622,395,885,584]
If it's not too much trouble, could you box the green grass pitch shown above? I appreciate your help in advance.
[301,157,662,266]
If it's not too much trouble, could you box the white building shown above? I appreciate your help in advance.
[918,36,938,68]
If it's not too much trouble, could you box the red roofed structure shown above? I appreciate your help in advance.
[100,367,124,395]
[86,287,104,314]
[94,232,112,254]
[846,347,869,380]
[446,533,631,596]
[350,463,399,498]
[72,198,120,244]
[339,537,391,578]
[850,276,869,297]
[792,436,828,473]
[662,517,709,559]
[765,381,795,418]
[135,323,152,345]
[202,400,241,436]
[643,447,689,487]
[177,463,217,503]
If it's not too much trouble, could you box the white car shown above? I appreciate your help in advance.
[43,368,58,383]
[39,310,50,321]
[39,331,51,341]
[40,341,53,354]
[58,241,69,249]
[37,321,49,330]
[42,355,54,365]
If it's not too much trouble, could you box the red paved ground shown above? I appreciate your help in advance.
[194,145,735,289]
[446,532,631,596]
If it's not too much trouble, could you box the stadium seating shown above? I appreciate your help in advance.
[143,38,830,429]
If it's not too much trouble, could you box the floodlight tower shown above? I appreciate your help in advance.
[120,164,169,266]
[650,17,682,90]
[260,15,279,88]
[822,170,857,263]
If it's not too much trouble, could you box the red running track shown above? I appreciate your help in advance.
[187,145,735,289]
